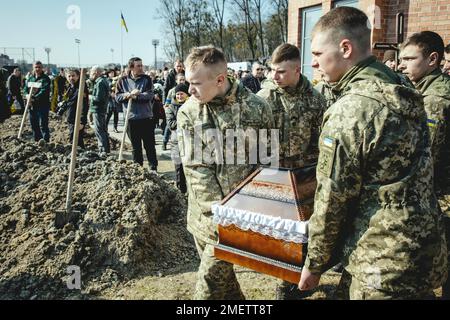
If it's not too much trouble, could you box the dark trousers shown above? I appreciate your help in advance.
[92,112,110,153]
[69,123,85,149]
[175,163,187,193]
[107,107,119,129]
[29,107,50,142]
[127,117,158,168]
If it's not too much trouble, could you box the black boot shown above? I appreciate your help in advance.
[276,282,308,300]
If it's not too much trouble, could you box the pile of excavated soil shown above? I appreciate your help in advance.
[0,116,197,300]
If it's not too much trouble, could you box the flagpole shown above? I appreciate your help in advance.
[121,22,124,73]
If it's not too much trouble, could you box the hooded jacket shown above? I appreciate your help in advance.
[306,56,447,295]
[177,78,274,244]
[415,69,450,196]
[258,75,327,168]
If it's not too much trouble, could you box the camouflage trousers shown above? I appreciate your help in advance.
[335,270,435,300]
[192,237,245,300]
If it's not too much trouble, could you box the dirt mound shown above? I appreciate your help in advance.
[0,117,197,300]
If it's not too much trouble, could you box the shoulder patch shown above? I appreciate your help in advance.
[318,136,338,177]
[427,118,438,144]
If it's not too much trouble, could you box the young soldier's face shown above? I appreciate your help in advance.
[271,60,300,88]
[185,65,223,104]
[311,32,347,83]
[443,52,450,75]
[399,45,436,83]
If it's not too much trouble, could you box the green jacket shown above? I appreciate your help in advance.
[258,75,326,168]
[25,73,51,109]
[415,69,450,198]
[89,76,110,113]
[306,56,447,295]
[177,78,274,244]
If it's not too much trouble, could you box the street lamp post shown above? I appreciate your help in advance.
[111,48,114,63]
[44,47,51,71]
[75,39,81,68]
[152,39,160,70]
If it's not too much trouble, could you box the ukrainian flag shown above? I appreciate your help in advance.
[121,12,129,33]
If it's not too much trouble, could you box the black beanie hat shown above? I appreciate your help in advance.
[175,83,190,96]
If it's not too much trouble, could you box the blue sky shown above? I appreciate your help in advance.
[0,0,167,67]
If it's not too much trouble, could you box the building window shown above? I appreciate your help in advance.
[301,5,322,81]
[334,0,359,8]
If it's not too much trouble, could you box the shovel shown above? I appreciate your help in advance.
[55,69,86,229]
[17,81,42,139]
[118,97,133,161]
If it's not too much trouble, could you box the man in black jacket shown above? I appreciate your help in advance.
[164,59,185,101]
[0,67,10,122]
[242,62,265,93]
[57,69,89,148]
[7,68,24,113]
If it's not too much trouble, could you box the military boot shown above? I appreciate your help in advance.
[275,281,308,300]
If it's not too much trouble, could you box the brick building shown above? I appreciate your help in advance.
[287,0,450,80]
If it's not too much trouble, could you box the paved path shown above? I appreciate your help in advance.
[107,113,175,180]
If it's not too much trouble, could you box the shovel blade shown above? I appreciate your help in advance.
[55,210,80,229]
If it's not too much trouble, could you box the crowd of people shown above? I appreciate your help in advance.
[0,6,449,301]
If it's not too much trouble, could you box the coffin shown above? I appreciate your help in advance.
[213,165,317,284]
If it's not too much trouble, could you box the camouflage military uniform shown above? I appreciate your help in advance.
[416,69,450,299]
[177,78,274,300]
[258,76,326,168]
[305,56,448,300]
[258,75,326,299]
[314,80,338,109]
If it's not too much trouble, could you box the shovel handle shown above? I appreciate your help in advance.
[17,90,35,139]
[118,98,133,161]
[65,68,86,213]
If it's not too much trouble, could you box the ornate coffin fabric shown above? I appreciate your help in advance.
[213,165,317,284]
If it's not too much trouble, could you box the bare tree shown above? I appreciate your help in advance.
[272,0,288,43]
[211,0,227,49]
[230,0,258,60]
[186,0,213,47]
[250,0,267,58]
[158,0,189,60]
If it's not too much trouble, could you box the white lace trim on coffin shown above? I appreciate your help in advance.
[212,204,309,244]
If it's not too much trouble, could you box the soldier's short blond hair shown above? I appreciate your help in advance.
[312,7,371,53]
[184,46,227,77]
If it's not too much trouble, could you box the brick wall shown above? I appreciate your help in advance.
[288,0,450,70]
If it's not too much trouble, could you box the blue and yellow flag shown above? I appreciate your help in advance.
[121,12,129,33]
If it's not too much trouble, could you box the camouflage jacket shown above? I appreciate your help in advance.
[415,69,450,198]
[177,78,274,244]
[305,56,447,294]
[258,75,326,168]
[314,80,338,109]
